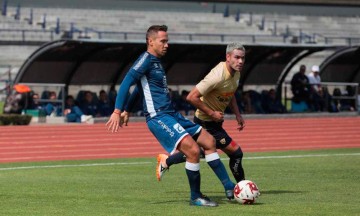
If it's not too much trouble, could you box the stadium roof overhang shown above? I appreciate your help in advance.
[14,39,360,90]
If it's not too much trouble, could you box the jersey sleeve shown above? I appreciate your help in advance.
[124,86,139,112]
[115,54,150,110]
[196,66,223,96]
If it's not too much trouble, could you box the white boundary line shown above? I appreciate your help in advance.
[0,162,152,171]
[237,153,360,160]
[0,152,359,171]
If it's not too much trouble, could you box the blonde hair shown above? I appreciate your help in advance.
[226,42,245,54]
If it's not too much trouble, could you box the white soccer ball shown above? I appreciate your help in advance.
[234,180,260,204]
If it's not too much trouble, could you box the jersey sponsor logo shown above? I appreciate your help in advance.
[221,92,235,97]
[162,76,168,93]
[216,91,234,103]
[217,95,231,103]
[173,123,185,134]
[157,120,175,137]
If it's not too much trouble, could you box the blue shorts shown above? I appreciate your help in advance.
[147,112,202,154]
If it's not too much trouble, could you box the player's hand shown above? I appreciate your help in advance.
[236,115,245,131]
[120,111,129,126]
[106,111,122,133]
[210,111,224,122]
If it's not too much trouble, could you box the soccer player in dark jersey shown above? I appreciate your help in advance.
[106,25,235,207]
[156,42,246,183]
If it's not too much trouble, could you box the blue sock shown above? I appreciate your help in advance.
[185,162,202,200]
[206,153,235,190]
[166,152,186,167]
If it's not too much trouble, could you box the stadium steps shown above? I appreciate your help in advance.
[1,6,359,44]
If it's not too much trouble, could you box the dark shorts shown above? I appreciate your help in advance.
[193,116,232,149]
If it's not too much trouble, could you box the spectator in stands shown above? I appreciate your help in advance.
[108,85,117,107]
[238,90,264,114]
[4,89,25,114]
[28,93,43,110]
[291,64,310,110]
[342,85,356,111]
[261,89,287,114]
[307,65,324,111]
[249,90,265,114]
[80,91,98,116]
[318,86,337,112]
[97,90,113,117]
[44,91,62,116]
[4,84,32,114]
[332,88,342,111]
[333,86,356,111]
[307,65,321,91]
[240,90,254,114]
[176,90,196,116]
[64,95,92,123]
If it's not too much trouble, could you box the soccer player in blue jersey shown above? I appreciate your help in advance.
[156,43,246,184]
[106,25,235,207]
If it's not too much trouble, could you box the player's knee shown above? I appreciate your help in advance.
[186,146,200,161]
[197,130,216,151]
[178,136,200,160]
[186,143,201,159]
[229,147,243,160]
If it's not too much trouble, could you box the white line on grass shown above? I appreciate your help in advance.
[227,152,360,160]
[0,162,152,171]
[0,152,359,171]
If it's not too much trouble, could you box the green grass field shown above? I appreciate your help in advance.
[0,101,4,114]
[1,148,359,216]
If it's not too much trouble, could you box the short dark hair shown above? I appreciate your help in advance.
[146,25,168,44]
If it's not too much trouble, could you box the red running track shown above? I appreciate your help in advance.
[0,116,359,163]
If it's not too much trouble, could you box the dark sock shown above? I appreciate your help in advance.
[185,168,201,200]
[206,153,235,190]
[229,148,245,182]
[166,152,186,167]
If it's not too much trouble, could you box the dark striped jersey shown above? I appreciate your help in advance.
[115,52,175,120]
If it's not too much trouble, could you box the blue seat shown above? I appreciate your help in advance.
[291,101,308,112]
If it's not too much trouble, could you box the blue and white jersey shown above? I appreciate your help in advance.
[115,52,175,120]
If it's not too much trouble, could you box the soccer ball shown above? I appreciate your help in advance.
[234,180,260,204]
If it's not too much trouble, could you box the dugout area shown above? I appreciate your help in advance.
[13,39,360,95]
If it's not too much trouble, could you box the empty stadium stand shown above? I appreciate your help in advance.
[0,1,359,45]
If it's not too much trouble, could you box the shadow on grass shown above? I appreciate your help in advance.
[150,190,303,205]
